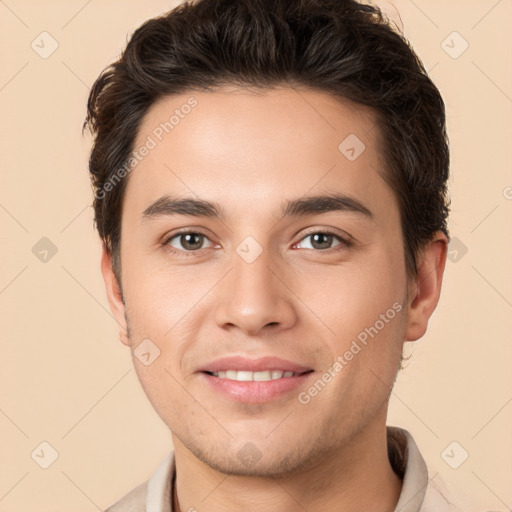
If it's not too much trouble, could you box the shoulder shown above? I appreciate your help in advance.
[386,426,476,512]
[103,480,148,512]
[103,451,175,512]
[422,474,479,512]
[422,479,461,511]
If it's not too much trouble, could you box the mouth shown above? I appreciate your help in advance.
[203,369,312,381]
[198,356,315,403]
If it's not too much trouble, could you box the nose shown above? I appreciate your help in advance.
[213,248,298,336]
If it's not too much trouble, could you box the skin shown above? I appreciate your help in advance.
[101,87,447,512]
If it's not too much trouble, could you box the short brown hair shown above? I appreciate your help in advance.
[84,0,450,279]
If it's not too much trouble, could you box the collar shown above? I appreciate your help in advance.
[145,426,429,512]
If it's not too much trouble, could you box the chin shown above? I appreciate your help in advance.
[192,441,317,478]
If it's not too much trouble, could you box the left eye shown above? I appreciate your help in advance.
[295,232,348,251]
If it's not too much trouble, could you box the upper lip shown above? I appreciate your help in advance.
[198,356,313,374]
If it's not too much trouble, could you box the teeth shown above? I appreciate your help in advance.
[211,370,298,381]
[254,371,274,381]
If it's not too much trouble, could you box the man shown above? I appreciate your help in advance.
[84,0,468,510]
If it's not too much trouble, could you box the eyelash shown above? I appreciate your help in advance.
[162,229,353,257]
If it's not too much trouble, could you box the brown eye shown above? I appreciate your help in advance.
[296,231,351,251]
[166,231,213,253]
[309,233,335,250]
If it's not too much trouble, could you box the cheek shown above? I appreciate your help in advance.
[131,361,188,430]
[298,256,406,341]
[122,250,209,337]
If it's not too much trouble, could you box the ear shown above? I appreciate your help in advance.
[101,246,130,346]
[404,231,448,342]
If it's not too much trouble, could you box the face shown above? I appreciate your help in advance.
[103,87,439,477]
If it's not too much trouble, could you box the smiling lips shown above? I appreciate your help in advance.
[200,355,312,376]
[199,355,314,403]
[210,369,299,381]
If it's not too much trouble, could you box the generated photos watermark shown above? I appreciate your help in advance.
[298,301,403,405]
[94,96,198,200]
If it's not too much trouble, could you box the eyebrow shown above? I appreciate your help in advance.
[141,193,373,222]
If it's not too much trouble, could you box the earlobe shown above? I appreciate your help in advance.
[100,247,130,347]
[404,232,448,342]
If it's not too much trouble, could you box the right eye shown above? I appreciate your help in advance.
[164,230,216,256]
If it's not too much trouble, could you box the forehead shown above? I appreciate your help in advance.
[126,87,393,221]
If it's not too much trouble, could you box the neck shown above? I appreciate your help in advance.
[171,420,402,512]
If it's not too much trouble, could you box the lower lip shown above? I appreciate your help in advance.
[200,372,314,403]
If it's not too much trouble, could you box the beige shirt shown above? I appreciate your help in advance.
[104,426,468,512]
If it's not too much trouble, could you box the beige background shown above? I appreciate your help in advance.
[0,0,511,510]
